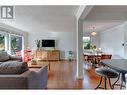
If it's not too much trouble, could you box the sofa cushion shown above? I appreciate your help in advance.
[0,52,10,62]
[9,56,22,62]
[0,62,3,65]
[0,61,28,74]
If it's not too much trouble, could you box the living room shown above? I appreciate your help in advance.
[1,5,127,90]
[0,6,79,89]
[0,6,77,60]
[1,0,127,95]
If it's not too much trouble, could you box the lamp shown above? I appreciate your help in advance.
[91,27,97,36]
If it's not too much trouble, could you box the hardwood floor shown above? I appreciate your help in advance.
[47,60,122,89]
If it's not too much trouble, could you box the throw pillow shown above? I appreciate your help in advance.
[9,55,22,62]
[0,61,28,74]
[0,52,10,62]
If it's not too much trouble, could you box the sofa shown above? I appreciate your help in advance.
[0,51,48,89]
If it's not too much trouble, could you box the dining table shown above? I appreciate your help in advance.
[84,51,102,67]
[100,59,127,89]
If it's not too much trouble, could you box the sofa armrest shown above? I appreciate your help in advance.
[22,65,48,89]
[0,71,31,89]
[0,66,48,89]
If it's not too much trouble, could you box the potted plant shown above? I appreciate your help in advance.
[31,59,37,65]
[36,40,41,50]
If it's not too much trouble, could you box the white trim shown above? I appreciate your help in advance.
[76,6,93,20]
[4,35,8,51]
[76,75,84,80]
[76,6,93,79]
[22,36,24,58]
[76,6,86,20]
[8,34,11,54]
[0,27,23,36]
[76,19,84,79]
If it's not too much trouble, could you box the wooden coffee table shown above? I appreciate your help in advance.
[27,61,50,70]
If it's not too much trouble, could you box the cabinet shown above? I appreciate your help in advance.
[34,50,60,61]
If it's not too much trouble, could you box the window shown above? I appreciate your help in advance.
[83,37,91,49]
[0,33,5,51]
[0,30,23,55]
[11,35,22,55]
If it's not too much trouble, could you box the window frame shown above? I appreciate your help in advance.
[0,30,24,55]
[10,34,23,55]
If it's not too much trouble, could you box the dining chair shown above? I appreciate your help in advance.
[87,55,94,63]
[101,54,112,60]
[98,54,112,67]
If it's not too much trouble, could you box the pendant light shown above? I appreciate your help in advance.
[91,27,97,36]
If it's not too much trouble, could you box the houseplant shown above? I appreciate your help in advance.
[36,40,41,50]
[31,59,37,65]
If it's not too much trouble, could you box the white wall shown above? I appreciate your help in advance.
[28,31,76,60]
[100,24,124,58]
[0,6,77,60]
[0,22,77,60]
[123,22,127,59]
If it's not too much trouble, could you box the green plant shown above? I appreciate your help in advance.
[83,40,91,49]
[90,44,97,50]
[11,37,17,50]
[31,59,37,65]
[85,42,90,49]
[36,40,41,49]
[0,34,4,44]
[0,34,5,51]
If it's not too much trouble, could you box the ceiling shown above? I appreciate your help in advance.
[0,6,78,33]
[83,6,127,35]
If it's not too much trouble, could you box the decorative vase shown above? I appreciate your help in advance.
[31,59,37,65]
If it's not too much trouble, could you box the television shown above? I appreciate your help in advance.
[42,39,55,47]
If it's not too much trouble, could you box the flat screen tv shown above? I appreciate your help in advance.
[42,39,55,47]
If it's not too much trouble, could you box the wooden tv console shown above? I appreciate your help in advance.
[34,50,60,61]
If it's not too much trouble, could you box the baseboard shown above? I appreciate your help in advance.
[76,76,84,80]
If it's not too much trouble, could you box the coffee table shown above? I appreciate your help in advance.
[27,61,50,70]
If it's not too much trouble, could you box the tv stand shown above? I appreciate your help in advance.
[34,50,60,61]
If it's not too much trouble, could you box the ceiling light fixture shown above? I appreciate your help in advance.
[91,27,97,36]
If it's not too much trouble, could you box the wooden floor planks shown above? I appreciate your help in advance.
[47,61,122,89]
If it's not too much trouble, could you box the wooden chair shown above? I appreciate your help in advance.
[101,54,112,60]
[83,54,94,63]
[97,54,112,67]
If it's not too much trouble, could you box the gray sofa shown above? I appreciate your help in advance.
[0,51,48,89]
[0,66,48,89]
